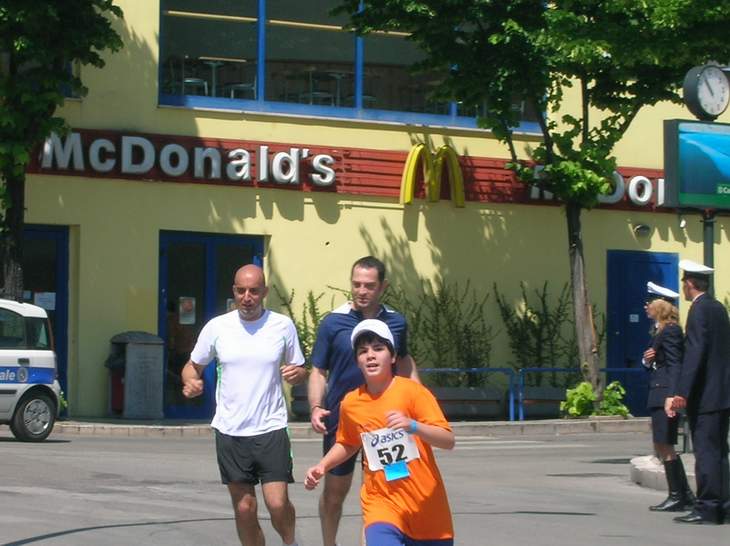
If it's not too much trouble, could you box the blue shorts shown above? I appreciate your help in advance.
[323,429,360,476]
[365,523,454,546]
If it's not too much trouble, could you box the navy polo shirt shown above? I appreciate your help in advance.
[311,303,408,432]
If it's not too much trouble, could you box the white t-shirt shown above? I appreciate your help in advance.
[190,309,305,436]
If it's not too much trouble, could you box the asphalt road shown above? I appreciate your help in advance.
[0,429,727,545]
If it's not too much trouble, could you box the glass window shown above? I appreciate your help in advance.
[25,318,51,350]
[0,310,51,350]
[0,309,25,349]
[157,1,540,130]
[456,97,541,124]
[160,0,258,98]
[265,1,354,106]
[362,33,449,114]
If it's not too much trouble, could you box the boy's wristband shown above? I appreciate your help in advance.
[409,420,418,434]
[310,404,323,411]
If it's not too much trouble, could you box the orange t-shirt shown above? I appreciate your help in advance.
[336,376,454,540]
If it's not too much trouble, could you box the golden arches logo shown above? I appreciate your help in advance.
[399,144,466,208]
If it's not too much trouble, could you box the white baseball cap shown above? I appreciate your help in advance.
[350,319,395,349]
[647,281,679,300]
[679,259,714,275]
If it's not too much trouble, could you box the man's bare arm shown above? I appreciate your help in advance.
[308,366,330,433]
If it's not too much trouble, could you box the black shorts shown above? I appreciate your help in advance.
[215,428,294,485]
[323,430,360,476]
[650,407,679,445]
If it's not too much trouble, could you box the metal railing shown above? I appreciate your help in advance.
[419,367,517,421]
[420,366,652,423]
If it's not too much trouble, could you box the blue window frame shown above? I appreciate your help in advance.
[159,0,540,132]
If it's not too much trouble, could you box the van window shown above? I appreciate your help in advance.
[0,308,26,348]
[0,309,51,349]
[26,317,51,350]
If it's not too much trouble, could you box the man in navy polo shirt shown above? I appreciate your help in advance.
[308,256,418,546]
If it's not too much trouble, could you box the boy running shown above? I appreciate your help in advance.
[304,319,455,546]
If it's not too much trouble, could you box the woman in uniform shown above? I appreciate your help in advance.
[642,282,695,512]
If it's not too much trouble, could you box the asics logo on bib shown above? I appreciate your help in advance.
[370,429,406,447]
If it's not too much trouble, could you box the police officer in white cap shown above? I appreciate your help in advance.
[642,282,695,512]
[668,260,730,524]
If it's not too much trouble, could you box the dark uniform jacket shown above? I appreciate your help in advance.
[673,293,730,414]
[646,322,683,409]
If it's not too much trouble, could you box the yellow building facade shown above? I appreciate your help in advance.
[23,1,730,418]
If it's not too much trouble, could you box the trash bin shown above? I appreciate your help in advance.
[105,331,164,419]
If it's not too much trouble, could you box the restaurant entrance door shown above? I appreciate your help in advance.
[158,231,263,419]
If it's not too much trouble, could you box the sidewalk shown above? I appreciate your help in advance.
[49,415,651,438]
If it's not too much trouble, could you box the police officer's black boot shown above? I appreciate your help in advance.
[650,459,685,511]
[676,455,696,507]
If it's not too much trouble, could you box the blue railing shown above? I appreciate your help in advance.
[419,367,517,421]
[419,366,647,422]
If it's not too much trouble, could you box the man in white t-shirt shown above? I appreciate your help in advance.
[181,264,307,546]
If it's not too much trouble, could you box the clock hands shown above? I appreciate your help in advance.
[703,76,715,98]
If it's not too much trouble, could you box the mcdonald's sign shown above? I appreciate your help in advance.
[399,144,466,207]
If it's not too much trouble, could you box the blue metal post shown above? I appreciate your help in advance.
[518,370,525,421]
[507,370,515,422]
[256,0,266,102]
[355,1,364,109]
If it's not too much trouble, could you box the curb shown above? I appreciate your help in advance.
[630,454,697,492]
[49,416,650,439]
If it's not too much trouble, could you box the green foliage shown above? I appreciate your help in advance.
[561,380,629,418]
[493,281,581,388]
[58,389,68,411]
[335,0,730,208]
[385,280,495,388]
[560,381,595,417]
[272,286,330,365]
[0,1,123,182]
[0,1,123,298]
[598,381,630,417]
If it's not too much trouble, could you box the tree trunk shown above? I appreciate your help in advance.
[1,170,26,300]
[565,202,603,406]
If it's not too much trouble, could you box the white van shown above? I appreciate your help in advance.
[0,298,61,441]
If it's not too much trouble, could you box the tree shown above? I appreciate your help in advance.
[0,1,123,299]
[336,0,730,403]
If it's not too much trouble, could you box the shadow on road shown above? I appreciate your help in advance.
[2,517,233,545]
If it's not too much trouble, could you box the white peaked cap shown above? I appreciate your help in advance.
[679,259,714,275]
[647,281,679,299]
[350,319,395,349]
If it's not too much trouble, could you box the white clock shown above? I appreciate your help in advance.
[683,64,730,121]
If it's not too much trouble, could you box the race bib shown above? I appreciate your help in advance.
[360,426,420,473]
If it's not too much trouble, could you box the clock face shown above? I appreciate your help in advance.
[697,65,730,117]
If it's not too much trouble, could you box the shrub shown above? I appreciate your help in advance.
[385,280,495,388]
[494,281,606,389]
[272,286,329,364]
[598,381,630,417]
[561,380,629,418]
[560,381,596,417]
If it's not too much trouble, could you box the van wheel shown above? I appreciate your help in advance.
[10,393,56,442]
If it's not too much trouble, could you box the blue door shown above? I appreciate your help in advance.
[158,231,263,419]
[22,226,69,407]
[606,250,679,416]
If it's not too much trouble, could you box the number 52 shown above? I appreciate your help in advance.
[377,444,406,465]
